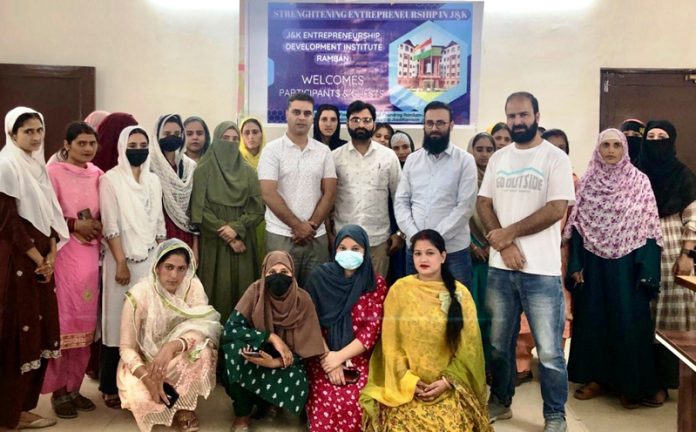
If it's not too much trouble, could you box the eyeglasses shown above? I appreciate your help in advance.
[349,117,374,125]
[424,120,449,129]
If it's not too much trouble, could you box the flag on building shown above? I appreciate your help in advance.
[413,37,433,60]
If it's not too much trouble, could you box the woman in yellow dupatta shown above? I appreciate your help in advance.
[360,229,490,432]
[239,117,267,267]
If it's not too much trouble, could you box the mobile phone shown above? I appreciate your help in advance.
[244,350,263,358]
[343,368,360,384]
[162,382,179,408]
[77,208,92,220]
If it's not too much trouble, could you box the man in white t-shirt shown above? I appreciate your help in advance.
[258,92,337,286]
[477,92,575,432]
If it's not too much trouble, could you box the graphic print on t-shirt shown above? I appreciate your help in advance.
[495,167,545,193]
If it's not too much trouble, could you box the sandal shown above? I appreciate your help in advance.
[17,412,57,429]
[574,382,604,400]
[620,395,640,409]
[174,410,200,432]
[642,388,669,407]
[101,393,122,409]
[70,392,96,411]
[52,394,77,419]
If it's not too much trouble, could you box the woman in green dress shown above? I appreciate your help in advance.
[190,122,265,322]
[564,129,663,408]
[222,250,325,432]
[467,132,495,367]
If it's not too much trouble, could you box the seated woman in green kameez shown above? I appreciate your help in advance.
[222,250,326,432]
[563,128,663,408]
[190,122,265,322]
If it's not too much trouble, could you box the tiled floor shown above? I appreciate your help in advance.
[28,369,678,432]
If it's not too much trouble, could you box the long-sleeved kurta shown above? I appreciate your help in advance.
[196,198,264,323]
[567,228,661,399]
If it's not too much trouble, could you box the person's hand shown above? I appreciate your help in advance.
[487,227,516,251]
[387,234,405,255]
[292,221,316,244]
[327,367,346,386]
[471,244,489,262]
[268,333,294,368]
[500,244,526,270]
[241,348,282,369]
[142,375,168,405]
[217,225,237,243]
[34,258,53,284]
[571,271,584,285]
[674,254,694,277]
[74,219,101,241]
[416,378,450,402]
[115,261,131,285]
[230,239,246,254]
[320,351,344,373]
[148,341,179,383]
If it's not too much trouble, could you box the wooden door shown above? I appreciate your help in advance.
[600,68,696,170]
[0,63,95,160]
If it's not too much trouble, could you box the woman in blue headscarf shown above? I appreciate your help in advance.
[304,224,388,432]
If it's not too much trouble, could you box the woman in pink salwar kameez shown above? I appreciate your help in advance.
[42,121,104,418]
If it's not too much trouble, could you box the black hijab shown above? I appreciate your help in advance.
[313,104,347,150]
[620,119,645,165]
[305,224,376,351]
[639,120,696,217]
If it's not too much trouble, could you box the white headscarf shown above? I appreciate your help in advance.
[100,125,163,261]
[125,239,221,361]
[0,107,69,244]
[149,114,196,233]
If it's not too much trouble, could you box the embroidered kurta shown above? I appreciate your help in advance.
[306,276,388,432]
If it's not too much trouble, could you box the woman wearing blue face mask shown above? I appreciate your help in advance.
[305,224,388,432]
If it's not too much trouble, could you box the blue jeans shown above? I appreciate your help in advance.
[486,268,567,420]
[407,247,473,288]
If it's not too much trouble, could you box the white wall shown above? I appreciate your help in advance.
[2,0,696,173]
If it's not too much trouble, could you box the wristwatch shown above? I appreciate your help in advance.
[680,248,696,260]
[395,230,407,240]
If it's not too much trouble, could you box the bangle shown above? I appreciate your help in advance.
[178,337,188,352]
[138,371,149,382]
[441,376,452,389]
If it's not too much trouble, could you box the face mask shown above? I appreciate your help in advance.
[126,148,149,167]
[643,138,675,164]
[265,273,293,297]
[335,250,364,270]
[626,136,642,160]
[159,135,184,152]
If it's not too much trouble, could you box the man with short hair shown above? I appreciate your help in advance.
[331,100,401,276]
[394,100,478,287]
[478,91,575,432]
[258,92,337,286]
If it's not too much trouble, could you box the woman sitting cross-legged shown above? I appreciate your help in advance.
[360,229,491,432]
[222,250,326,432]
[117,239,222,432]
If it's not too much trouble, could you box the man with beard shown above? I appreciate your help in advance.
[258,92,337,287]
[331,100,402,276]
[477,92,575,432]
[394,101,478,287]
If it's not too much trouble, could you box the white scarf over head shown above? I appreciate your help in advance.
[0,107,69,244]
[101,126,163,261]
[125,239,221,361]
[150,114,196,233]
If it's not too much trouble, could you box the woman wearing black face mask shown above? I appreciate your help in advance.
[221,250,325,432]
[151,114,198,254]
[98,126,166,408]
[639,120,696,407]
[304,224,388,432]
[619,118,645,166]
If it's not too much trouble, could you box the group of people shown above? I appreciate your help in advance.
[0,89,694,432]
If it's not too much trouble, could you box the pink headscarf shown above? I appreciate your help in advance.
[84,110,110,130]
[563,128,663,259]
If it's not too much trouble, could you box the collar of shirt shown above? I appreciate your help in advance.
[425,143,454,161]
[347,140,377,157]
[282,133,317,152]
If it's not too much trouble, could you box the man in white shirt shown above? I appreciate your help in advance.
[258,92,337,286]
[477,92,575,432]
[332,100,402,277]
[394,101,478,287]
